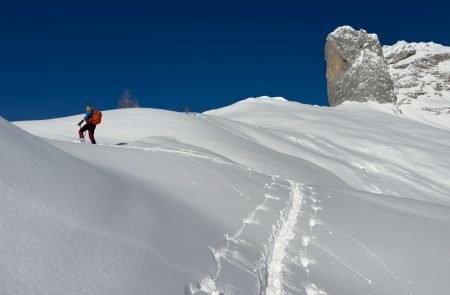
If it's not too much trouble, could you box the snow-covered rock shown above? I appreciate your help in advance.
[383,41,450,128]
[325,26,450,130]
[325,26,396,106]
[384,41,450,103]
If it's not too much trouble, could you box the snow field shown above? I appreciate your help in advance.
[5,97,450,294]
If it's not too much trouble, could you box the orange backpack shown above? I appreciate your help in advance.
[90,110,102,125]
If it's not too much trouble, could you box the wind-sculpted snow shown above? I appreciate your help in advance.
[7,100,450,294]
[208,99,450,206]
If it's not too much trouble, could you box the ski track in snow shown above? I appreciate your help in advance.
[191,158,248,200]
[299,187,328,295]
[186,178,290,295]
[264,181,303,295]
[99,144,238,166]
[294,192,412,295]
[317,220,413,295]
[312,240,373,284]
[98,143,316,294]
[165,153,197,185]
[95,143,408,295]
[96,143,330,294]
[203,195,272,291]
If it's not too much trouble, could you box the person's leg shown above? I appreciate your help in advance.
[88,124,96,144]
[79,124,89,141]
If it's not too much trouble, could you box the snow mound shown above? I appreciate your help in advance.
[241,96,288,102]
[0,117,149,294]
[206,96,288,113]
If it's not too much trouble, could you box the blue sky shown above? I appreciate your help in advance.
[1,0,449,121]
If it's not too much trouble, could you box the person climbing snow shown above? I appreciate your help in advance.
[77,105,102,144]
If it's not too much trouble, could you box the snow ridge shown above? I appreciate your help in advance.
[98,143,236,167]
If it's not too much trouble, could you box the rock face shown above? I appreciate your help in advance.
[325,26,396,106]
[383,41,450,107]
[324,26,450,129]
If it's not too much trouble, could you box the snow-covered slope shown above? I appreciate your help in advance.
[5,99,450,295]
[3,115,297,294]
[383,41,450,129]
[207,98,450,206]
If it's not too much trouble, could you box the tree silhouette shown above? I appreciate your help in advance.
[118,89,139,108]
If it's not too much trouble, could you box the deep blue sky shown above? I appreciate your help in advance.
[1,0,449,121]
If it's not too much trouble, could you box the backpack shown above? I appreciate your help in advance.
[90,110,102,125]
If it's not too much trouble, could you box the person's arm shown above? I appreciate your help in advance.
[77,110,92,126]
[83,110,92,121]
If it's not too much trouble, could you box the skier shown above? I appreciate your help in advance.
[77,105,102,144]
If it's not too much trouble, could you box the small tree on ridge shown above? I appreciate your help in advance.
[118,89,139,108]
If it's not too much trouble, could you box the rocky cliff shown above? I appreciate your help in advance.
[383,41,450,116]
[325,26,450,120]
[325,26,396,106]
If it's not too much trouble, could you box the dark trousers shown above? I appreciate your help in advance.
[79,123,96,144]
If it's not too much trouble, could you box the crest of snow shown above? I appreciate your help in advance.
[240,96,288,102]
[205,96,288,114]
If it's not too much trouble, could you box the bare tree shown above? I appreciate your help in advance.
[118,89,139,108]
